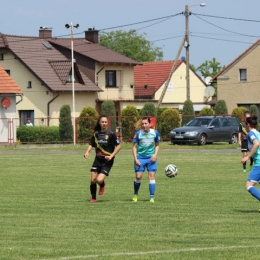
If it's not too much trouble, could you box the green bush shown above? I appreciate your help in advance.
[17,126,59,143]
[78,106,99,142]
[231,107,247,122]
[250,104,258,117]
[182,100,195,126]
[139,102,156,116]
[59,105,73,142]
[101,100,116,131]
[159,108,180,139]
[215,100,228,115]
[199,106,215,116]
[156,107,168,133]
[121,105,139,141]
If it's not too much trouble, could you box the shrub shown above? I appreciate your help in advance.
[121,105,139,141]
[139,102,156,116]
[250,104,258,117]
[59,105,73,142]
[78,106,99,142]
[156,107,168,133]
[17,126,59,143]
[231,107,247,122]
[182,100,195,126]
[199,106,215,116]
[215,100,228,115]
[160,108,180,139]
[101,100,116,131]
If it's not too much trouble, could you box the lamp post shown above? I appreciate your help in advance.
[184,3,206,100]
[65,22,79,146]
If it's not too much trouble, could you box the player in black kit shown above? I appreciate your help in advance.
[84,115,121,202]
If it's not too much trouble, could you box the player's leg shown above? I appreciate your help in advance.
[241,141,247,172]
[90,171,98,202]
[148,160,157,202]
[133,158,145,202]
[246,166,260,202]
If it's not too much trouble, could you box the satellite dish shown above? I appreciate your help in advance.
[204,76,212,85]
[204,86,215,97]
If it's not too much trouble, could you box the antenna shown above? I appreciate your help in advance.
[204,86,215,98]
[204,76,212,86]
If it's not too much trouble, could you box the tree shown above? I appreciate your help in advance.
[160,109,180,139]
[121,105,139,141]
[101,100,116,131]
[139,102,156,116]
[182,100,195,126]
[99,30,163,62]
[78,106,99,142]
[196,58,224,78]
[59,105,73,142]
[215,100,228,115]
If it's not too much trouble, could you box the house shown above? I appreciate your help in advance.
[133,60,208,112]
[211,39,260,114]
[0,28,139,126]
[0,65,23,143]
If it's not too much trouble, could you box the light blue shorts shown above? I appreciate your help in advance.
[134,157,157,173]
[247,166,260,183]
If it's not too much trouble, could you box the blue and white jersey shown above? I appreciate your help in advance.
[248,129,260,166]
[133,129,160,158]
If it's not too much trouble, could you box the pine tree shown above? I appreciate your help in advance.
[182,100,195,126]
[59,105,73,142]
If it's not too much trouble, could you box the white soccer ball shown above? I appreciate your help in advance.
[165,164,178,178]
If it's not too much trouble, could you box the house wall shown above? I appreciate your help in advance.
[217,44,260,113]
[155,63,206,104]
[96,64,135,100]
[0,95,17,143]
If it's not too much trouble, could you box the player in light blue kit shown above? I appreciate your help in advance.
[241,116,260,210]
[132,117,160,203]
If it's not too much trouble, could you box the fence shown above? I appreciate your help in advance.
[0,114,243,145]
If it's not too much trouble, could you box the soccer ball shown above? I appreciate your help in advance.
[165,164,178,178]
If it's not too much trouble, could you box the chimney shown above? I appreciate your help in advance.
[39,27,52,39]
[85,28,99,43]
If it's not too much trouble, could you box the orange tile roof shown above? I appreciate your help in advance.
[0,65,23,94]
[134,60,183,97]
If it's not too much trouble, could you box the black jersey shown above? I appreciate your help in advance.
[239,122,248,140]
[89,129,120,157]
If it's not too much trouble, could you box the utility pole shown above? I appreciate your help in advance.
[185,4,190,101]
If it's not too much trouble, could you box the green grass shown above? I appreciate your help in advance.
[1,147,260,259]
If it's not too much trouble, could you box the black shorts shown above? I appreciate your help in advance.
[90,156,114,176]
[241,139,248,152]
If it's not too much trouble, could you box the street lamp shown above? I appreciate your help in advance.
[184,3,206,100]
[65,22,79,146]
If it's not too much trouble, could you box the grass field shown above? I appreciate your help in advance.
[1,145,260,259]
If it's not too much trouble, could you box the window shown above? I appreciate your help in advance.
[239,69,247,82]
[5,70,10,75]
[106,70,117,87]
[66,69,79,83]
[27,81,32,88]
[0,53,4,60]
[19,110,34,126]
[210,118,220,128]
[220,118,230,127]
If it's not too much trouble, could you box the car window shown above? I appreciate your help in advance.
[186,118,211,127]
[228,117,239,126]
[220,118,231,127]
[210,118,220,127]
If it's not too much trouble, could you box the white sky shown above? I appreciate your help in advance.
[1,0,260,68]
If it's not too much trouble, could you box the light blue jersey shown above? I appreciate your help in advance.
[248,129,260,166]
[133,129,160,158]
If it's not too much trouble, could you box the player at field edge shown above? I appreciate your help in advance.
[132,117,160,203]
[238,110,254,172]
[241,116,260,209]
[84,115,121,203]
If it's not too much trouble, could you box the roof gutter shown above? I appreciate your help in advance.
[47,93,59,126]
[16,94,24,105]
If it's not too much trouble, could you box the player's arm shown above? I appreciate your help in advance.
[151,142,159,162]
[241,139,259,163]
[84,144,93,159]
[105,143,121,161]
[238,124,242,146]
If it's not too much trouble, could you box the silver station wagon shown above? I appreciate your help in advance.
[170,116,240,145]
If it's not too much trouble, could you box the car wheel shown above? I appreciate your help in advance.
[229,133,238,144]
[198,134,207,145]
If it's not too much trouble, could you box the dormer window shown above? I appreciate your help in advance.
[66,69,78,83]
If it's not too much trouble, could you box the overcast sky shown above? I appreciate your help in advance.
[1,0,260,68]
